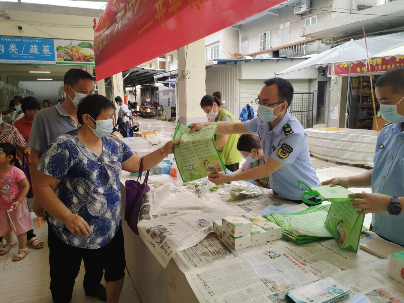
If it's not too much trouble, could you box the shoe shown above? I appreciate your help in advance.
[85,284,107,302]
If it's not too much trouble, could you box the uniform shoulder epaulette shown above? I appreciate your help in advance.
[283,124,294,136]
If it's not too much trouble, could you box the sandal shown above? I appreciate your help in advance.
[0,241,17,256]
[13,248,29,262]
[28,237,44,249]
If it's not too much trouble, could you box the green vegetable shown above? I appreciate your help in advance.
[63,56,72,61]
[57,58,64,61]
[56,46,67,52]
[209,187,219,192]
[78,42,93,48]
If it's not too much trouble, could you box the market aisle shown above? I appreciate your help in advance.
[0,217,141,303]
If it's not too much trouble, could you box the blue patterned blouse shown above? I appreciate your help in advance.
[39,129,134,249]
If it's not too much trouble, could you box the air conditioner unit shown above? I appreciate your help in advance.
[294,0,310,14]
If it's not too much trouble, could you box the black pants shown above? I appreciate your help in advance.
[225,163,240,172]
[48,224,124,303]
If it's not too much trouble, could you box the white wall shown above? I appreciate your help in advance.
[239,0,333,54]
[239,59,318,80]
[222,28,240,58]
[19,81,63,104]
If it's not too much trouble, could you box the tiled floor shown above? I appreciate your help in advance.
[0,217,141,303]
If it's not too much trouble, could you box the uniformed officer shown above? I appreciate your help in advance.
[190,78,319,202]
[322,67,404,246]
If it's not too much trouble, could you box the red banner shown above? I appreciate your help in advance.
[334,56,404,75]
[94,0,284,80]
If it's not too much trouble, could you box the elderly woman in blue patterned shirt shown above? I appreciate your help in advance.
[34,94,179,303]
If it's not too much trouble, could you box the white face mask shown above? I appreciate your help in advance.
[380,96,404,123]
[87,115,113,138]
[206,105,219,121]
[68,86,88,108]
[245,150,258,163]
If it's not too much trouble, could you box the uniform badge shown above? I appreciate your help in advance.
[283,124,294,136]
[379,144,384,149]
[278,143,293,159]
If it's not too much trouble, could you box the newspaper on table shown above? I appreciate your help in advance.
[173,123,225,182]
[173,235,237,272]
[185,258,275,303]
[238,246,319,292]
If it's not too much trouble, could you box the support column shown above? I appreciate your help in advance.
[177,38,206,125]
[111,72,124,101]
[97,79,106,97]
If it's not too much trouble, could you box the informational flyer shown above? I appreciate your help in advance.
[173,123,225,182]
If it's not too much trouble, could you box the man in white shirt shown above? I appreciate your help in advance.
[115,96,130,123]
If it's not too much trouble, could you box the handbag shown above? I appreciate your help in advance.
[125,158,150,234]
[22,154,34,199]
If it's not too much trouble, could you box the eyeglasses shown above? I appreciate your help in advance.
[254,98,283,108]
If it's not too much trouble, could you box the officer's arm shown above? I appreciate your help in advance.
[227,157,284,182]
[346,169,373,187]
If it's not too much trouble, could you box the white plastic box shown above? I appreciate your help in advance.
[254,221,282,242]
[222,231,251,250]
[222,215,251,237]
[242,213,268,223]
[213,220,224,238]
[250,225,267,246]
[388,250,404,286]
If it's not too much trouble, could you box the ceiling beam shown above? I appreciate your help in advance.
[0,2,103,18]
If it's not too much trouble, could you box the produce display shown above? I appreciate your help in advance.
[56,41,95,63]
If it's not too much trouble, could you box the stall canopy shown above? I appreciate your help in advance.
[373,42,404,58]
[94,0,284,80]
[277,32,404,75]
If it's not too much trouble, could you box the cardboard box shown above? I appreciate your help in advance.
[222,231,251,250]
[388,250,404,286]
[222,215,251,237]
[213,220,224,238]
[250,224,267,246]
[242,213,268,223]
[254,222,282,242]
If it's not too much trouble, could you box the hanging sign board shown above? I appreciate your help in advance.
[94,0,284,80]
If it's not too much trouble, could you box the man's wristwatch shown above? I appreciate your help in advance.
[387,196,402,216]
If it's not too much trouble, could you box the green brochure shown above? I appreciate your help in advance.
[265,204,334,245]
[298,181,365,252]
[173,123,226,183]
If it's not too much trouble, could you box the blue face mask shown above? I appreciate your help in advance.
[15,105,21,112]
[68,86,88,108]
[257,104,282,122]
[245,150,258,163]
[380,96,404,123]
[87,116,113,138]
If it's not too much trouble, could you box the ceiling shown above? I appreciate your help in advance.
[0,64,88,82]
[123,67,165,87]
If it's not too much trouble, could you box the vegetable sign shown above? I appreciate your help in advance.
[54,40,95,65]
[0,36,94,66]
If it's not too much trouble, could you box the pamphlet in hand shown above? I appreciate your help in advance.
[299,181,365,252]
[286,277,351,303]
[173,123,225,183]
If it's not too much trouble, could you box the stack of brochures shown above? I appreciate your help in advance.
[264,204,334,245]
[285,277,351,303]
[360,231,404,258]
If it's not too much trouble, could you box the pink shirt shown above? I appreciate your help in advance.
[0,166,27,209]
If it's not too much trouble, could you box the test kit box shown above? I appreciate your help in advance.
[222,231,251,250]
[222,215,251,237]
[388,250,404,286]
[254,222,282,242]
[250,225,267,246]
[242,213,268,223]
[213,220,224,238]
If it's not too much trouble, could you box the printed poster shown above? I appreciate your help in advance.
[55,40,95,65]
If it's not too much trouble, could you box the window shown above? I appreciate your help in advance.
[278,23,290,46]
[205,44,219,61]
[305,15,317,26]
[259,31,270,51]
